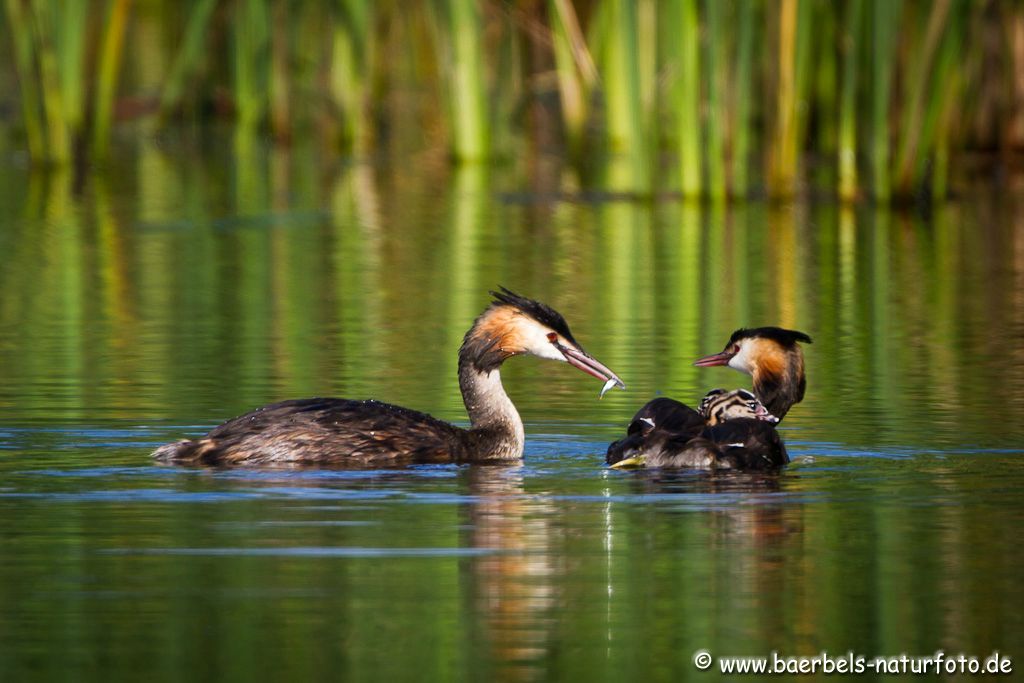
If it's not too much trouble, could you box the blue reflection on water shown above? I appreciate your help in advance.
[4,424,1020,514]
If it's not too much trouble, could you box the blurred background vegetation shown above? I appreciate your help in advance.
[1,0,1022,202]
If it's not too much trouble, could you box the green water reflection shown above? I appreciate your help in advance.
[2,139,1022,447]
[0,137,1022,680]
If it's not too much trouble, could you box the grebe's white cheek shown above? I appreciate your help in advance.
[534,342,568,362]
[727,345,754,374]
[520,321,568,362]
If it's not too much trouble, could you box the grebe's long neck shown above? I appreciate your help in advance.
[751,351,805,421]
[458,359,524,461]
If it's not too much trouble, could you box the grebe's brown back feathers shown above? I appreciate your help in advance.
[152,399,468,467]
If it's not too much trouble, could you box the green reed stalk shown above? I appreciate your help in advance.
[814,2,837,162]
[603,1,642,153]
[894,0,951,196]
[294,4,326,131]
[586,0,610,78]
[638,0,657,123]
[29,0,69,162]
[838,0,863,202]
[158,0,217,121]
[331,0,372,152]
[330,26,362,151]
[704,0,726,202]
[731,0,756,199]
[436,0,489,161]
[269,0,290,141]
[1004,5,1024,152]
[599,0,648,191]
[57,0,87,137]
[548,0,589,155]
[771,0,795,196]
[919,5,964,199]
[869,0,901,202]
[92,0,131,159]
[491,16,521,159]
[930,68,960,200]
[233,0,269,132]
[771,0,812,198]
[666,0,702,197]
[4,0,45,159]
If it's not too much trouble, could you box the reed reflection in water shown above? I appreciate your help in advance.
[1,139,1024,679]
[1,144,1023,454]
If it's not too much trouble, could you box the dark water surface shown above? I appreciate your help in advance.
[1,138,1023,680]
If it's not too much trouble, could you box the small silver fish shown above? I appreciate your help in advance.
[599,378,619,399]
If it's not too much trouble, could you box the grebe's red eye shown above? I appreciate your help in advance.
[547,333,558,343]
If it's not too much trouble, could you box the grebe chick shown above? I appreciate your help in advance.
[153,288,625,467]
[693,327,812,421]
[698,387,779,426]
[607,389,783,470]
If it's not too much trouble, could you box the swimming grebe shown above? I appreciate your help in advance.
[693,327,811,420]
[152,288,625,467]
[605,327,811,470]
[606,389,784,469]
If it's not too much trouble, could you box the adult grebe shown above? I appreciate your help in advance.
[605,327,811,470]
[693,327,811,420]
[153,288,625,467]
[606,389,785,469]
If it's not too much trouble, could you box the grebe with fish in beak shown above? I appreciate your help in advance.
[153,288,625,467]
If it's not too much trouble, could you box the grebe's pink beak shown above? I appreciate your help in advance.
[693,350,734,367]
[752,403,780,424]
[548,334,625,392]
[561,345,625,390]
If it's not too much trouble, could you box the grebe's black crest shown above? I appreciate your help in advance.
[461,287,596,374]
[727,327,813,348]
[489,287,579,347]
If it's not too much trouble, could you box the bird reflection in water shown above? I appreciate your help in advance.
[459,466,556,681]
[613,470,808,647]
